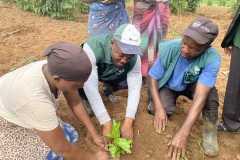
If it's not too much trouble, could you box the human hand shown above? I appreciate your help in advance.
[153,108,168,133]
[95,151,109,160]
[120,117,134,140]
[224,46,233,55]
[167,131,187,160]
[103,120,113,145]
[93,134,108,151]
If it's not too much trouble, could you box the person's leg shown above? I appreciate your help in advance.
[0,116,50,159]
[220,45,240,131]
[101,76,128,103]
[46,120,79,160]
[77,88,94,116]
[183,82,219,156]
[148,87,178,115]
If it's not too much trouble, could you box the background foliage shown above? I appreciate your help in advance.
[1,0,239,19]
[1,0,88,20]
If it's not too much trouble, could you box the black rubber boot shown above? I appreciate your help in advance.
[202,109,219,156]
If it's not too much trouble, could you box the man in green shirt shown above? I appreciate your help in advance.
[78,24,142,142]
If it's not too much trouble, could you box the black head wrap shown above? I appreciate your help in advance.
[42,41,92,82]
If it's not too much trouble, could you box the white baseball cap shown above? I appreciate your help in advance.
[114,24,142,55]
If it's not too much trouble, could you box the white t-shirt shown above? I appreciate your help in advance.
[0,60,60,131]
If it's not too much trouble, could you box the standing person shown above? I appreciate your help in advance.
[78,24,142,142]
[0,42,109,160]
[81,0,130,36]
[218,5,240,132]
[147,17,221,159]
[218,5,240,160]
[132,0,170,85]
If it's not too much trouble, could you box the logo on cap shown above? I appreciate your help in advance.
[114,24,142,55]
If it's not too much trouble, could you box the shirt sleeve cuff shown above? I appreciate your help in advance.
[125,108,137,120]
[97,111,111,125]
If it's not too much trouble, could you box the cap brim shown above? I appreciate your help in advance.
[182,28,209,44]
[118,41,142,55]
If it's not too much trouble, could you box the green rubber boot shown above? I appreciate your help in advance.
[202,109,219,157]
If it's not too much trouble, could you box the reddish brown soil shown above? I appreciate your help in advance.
[0,3,239,160]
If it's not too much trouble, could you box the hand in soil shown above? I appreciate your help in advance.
[103,120,113,145]
[153,108,168,133]
[167,131,187,160]
[94,135,108,151]
[120,118,134,140]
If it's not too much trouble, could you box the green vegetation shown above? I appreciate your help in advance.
[200,0,239,16]
[200,0,235,7]
[11,56,37,71]
[1,0,239,20]
[1,0,88,20]
[105,120,133,158]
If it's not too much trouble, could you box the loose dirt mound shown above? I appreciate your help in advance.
[0,3,239,159]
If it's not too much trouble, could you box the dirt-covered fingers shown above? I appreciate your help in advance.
[153,117,166,133]
[103,136,112,147]
[167,143,185,160]
[167,142,173,158]
[169,148,181,160]
[96,140,108,150]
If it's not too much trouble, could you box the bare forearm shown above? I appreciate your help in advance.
[179,93,208,135]
[72,105,100,138]
[60,144,96,160]
[36,127,97,160]
[147,76,165,111]
[180,105,204,135]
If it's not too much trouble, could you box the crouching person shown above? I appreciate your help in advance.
[147,17,221,159]
[0,42,109,160]
[78,24,142,142]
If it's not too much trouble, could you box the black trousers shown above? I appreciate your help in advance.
[78,76,128,99]
[150,81,219,115]
[222,45,240,130]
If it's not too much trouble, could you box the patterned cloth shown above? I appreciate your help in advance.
[0,116,79,160]
[88,0,130,36]
[132,0,170,77]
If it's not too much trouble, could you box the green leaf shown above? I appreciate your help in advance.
[106,119,133,158]
[108,144,121,158]
[114,138,133,153]
[105,119,121,139]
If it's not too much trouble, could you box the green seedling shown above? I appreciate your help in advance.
[105,119,133,158]
[181,156,189,160]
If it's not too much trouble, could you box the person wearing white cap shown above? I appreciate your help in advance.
[78,24,142,142]
[147,17,221,159]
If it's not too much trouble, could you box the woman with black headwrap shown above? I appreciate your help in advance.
[0,42,109,160]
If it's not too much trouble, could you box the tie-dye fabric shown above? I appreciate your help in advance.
[133,0,170,77]
[88,0,130,36]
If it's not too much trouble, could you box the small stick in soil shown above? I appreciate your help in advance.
[1,29,21,38]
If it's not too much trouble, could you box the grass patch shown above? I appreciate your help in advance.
[11,56,37,71]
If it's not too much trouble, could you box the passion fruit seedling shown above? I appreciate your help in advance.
[105,119,133,158]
